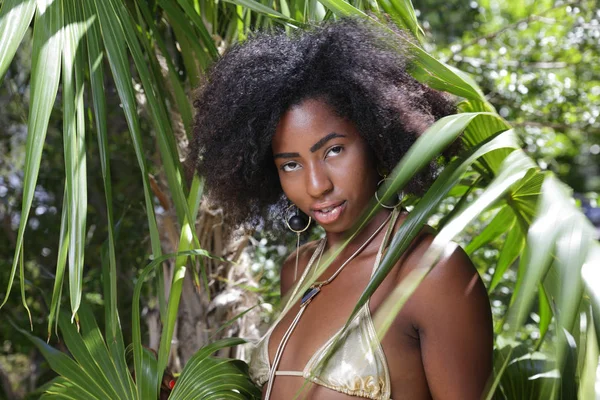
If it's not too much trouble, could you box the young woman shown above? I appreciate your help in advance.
[191,18,493,400]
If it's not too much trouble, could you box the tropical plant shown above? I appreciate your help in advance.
[0,0,598,399]
[14,302,260,399]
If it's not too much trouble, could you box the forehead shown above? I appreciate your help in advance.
[272,98,360,151]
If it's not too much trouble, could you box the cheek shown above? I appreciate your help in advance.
[277,173,300,202]
[343,151,378,193]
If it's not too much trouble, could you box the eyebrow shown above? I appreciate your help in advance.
[273,132,346,160]
[310,132,346,153]
[273,152,300,159]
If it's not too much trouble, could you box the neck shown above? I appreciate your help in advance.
[324,208,392,255]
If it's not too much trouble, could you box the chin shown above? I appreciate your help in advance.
[319,217,355,235]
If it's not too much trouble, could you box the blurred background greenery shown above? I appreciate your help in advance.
[0,0,598,398]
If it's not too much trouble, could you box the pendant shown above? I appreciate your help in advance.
[301,286,321,307]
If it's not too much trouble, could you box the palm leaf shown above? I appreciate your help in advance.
[134,0,194,133]
[62,0,90,319]
[372,151,536,337]
[0,0,36,81]
[156,179,205,390]
[109,0,192,229]
[1,0,63,311]
[20,304,256,399]
[169,0,219,60]
[81,0,120,345]
[488,220,525,292]
[100,223,137,399]
[47,188,69,340]
[491,344,557,400]
[56,309,122,399]
[40,377,99,399]
[131,248,225,396]
[507,177,583,333]
[169,338,261,399]
[578,306,599,399]
[14,323,104,399]
[375,0,424,42]
[208,0,292,26]
[581,244,600,343]
[465,205,515,255]
[92,0,162,260]
[77,304,133,399]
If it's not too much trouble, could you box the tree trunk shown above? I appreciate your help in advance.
[147,189,262,370]
[142,43,262,371]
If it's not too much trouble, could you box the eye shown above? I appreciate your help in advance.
[326,145,343,158]
[281,161,301,172]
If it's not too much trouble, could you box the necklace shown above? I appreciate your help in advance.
[264,210,395,399]
[300,212,393,307]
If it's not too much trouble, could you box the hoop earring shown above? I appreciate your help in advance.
[375,177,403,209]
[285,205,311,233]
[285,204,311,281]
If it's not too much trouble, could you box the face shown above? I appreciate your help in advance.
[272,98,379,234]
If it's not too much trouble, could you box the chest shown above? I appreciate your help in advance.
[268,254,406,371]
[264,246,433,399]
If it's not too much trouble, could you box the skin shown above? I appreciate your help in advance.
[267,98,493,399]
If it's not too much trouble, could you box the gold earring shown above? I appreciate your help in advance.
[285,204,311,281]
[375,176,403,209]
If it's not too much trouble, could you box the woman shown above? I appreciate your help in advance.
[191,18,493,400]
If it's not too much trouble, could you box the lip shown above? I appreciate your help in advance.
[310,200,347,225]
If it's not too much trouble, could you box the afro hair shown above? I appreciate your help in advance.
[190,18,456,230]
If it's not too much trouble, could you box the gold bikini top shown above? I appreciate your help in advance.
[249,210,399,400]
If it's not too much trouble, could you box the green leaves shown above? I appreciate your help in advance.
[62,0,89,320]
[3,0,599,398]
[371,150,535,338]
[491,344,557,400]
[0,0,36,81]
[170,338,261,399]
[488,220,524,293]
[1,0,63,311]
[131,248,223,397]
[375,0,423,42]
[465,205,515,255]
[20,303,259,400]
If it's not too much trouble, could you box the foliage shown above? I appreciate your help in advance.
[14,303,260,399]
[415,0,600,193]
[413,0,600,371]
[0,0,598,399]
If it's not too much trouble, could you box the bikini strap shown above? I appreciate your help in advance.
[370,208,400,277]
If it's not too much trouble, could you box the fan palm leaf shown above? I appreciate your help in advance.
[1,0,598,398]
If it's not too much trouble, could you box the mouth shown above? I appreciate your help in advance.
[311,201,347,225]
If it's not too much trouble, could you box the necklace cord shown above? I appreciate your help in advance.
[314,212,393,288]
[264,212,394,398]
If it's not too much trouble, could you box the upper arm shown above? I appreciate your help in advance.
[410,243,493,400]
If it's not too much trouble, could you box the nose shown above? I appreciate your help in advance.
[306,161,333,198]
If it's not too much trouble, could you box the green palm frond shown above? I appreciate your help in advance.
[1,0,598,398]
[16,303,260,400]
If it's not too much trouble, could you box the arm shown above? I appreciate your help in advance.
[409,242,493,400]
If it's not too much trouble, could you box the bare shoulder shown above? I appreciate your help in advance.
[395,228,493,399]
[399,230,491,327]
[280,239,322,296]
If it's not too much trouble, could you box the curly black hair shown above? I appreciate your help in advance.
[190,18,456,230]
